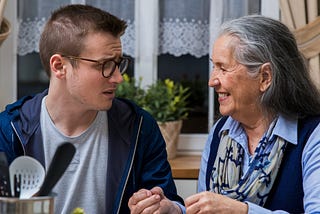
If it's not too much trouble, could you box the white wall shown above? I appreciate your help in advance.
[261,0,280,19]
[0,0,17,110]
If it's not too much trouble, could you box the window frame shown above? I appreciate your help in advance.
[0,0,279,155]
[134,0,280,155]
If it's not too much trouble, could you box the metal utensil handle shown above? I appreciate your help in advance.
[0,152,11,197]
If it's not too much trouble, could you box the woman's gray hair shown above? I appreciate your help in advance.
[218,15,320,118]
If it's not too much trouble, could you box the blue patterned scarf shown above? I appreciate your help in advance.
[210,120,287,206]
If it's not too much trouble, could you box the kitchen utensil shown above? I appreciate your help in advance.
[0,152,11,197]
[13,174,21,198]
[9,156,45,199]
[37,142,76,196]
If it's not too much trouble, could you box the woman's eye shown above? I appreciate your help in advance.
[220,68,227,72]
[213,66,225,73]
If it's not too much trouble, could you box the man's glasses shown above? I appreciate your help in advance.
[61,54,130,78]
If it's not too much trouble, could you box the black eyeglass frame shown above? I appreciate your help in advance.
[60,54,131,78]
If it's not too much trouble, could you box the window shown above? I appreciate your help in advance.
[10,0,279,153]
[158,54,209,133]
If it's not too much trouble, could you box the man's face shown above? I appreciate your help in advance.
[63,32,124,111]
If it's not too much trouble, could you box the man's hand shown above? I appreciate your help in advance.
[128,186,182,214]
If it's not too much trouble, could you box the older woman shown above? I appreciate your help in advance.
[185,15,320,213]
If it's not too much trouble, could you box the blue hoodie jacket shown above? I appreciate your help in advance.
[0,89,184,213]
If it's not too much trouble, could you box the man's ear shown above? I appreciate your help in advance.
[50,54,66,79]
[259,62,272,92]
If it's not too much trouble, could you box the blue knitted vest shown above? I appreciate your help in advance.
[205,116,320,212]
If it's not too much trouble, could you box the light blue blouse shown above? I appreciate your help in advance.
[198,115,320,213]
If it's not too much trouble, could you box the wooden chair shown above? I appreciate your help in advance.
[280,0,320,88]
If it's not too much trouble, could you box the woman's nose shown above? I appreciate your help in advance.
[208,71,220,87]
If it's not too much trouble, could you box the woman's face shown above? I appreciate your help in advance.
[209,35,264,122]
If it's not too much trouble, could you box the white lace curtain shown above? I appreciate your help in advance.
[17,0,136,56]
[17,0,258,58]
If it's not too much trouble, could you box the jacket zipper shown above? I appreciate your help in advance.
[116,115,143,214]
[10,121,26,155]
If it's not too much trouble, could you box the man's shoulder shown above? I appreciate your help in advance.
[1,90,47,126]
[0,96,31,121]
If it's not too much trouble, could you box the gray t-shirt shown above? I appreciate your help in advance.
[40,96,108,214]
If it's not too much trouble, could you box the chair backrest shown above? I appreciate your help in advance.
[280,0,320,89]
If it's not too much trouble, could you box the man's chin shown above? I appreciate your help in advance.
[97,102,113,111]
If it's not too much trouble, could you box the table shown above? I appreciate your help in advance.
[168,155,201,179]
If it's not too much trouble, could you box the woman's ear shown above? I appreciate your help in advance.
[259,62,272,92]
[50,54,66,79]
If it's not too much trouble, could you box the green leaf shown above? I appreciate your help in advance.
[116,75,192,122]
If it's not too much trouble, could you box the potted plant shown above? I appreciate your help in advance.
[116,74,145,107]
[116,74,191,159]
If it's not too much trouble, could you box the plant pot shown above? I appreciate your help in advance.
[157,120,182,160]
[0,18,11,47]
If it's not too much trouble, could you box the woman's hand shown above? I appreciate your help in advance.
[185,191,248,214]
[128,186,182,214]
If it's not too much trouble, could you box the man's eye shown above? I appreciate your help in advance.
[94,63,103,70]
[103,61,114,69]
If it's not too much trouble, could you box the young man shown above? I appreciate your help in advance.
[0,4,184,214]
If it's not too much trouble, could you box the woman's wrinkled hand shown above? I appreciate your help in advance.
[185,191,248,214]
